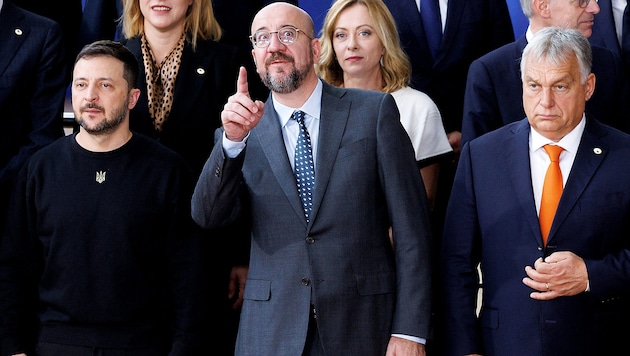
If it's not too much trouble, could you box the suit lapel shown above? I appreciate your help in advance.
[590,0,621,57]
[0,4,26,76]
[505,120,544,244]
[548,118,607,244]
[402,0,426,50]
[308,83,350,226]
[439,0,464,62]
[254,99,308,224]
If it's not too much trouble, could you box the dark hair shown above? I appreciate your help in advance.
[75,40,139,89]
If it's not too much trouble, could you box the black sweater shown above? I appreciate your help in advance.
[0,133,207,356]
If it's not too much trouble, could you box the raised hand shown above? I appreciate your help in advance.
[221,66,265,142]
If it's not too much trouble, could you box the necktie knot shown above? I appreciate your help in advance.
[292,110,306,125]
[544,144,563,162]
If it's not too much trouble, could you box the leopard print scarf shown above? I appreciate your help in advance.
[141,33,185,132]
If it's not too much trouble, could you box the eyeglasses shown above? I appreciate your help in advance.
[577,0,597,8]
[250,26,313,48]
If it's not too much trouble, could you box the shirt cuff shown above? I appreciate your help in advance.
[391,334,426,345]
[222,131,248,158]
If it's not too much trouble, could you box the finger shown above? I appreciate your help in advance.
[522,276,545,291]
[236,66,250,97]
[532,257,544,269]
[223,99,259,126]
[544,251,569,263]
[524,265,542,280]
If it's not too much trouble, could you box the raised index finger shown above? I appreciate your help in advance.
[237,66,250,97]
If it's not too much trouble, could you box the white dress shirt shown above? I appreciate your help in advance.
[529,116,585,215]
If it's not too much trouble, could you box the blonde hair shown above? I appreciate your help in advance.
[120,0,222,49]
[317,0,411,93]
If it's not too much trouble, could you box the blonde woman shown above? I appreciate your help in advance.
[317,0,451,209]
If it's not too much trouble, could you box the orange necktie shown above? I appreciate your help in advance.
[540,144,564,246]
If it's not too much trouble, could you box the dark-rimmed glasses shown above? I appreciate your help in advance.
[249,26,313,48]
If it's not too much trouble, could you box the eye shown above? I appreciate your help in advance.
[358,30,371,37]
[334,32,346,40]
[280,29,295,38]
[256,32,270,43]
[555,85,567,91]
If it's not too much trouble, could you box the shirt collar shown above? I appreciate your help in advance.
[273,79,323,127]
[530,114,586,154]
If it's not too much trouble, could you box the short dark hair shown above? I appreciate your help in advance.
[75,40,139,89]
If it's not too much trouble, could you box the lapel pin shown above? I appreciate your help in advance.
[14,28,23,36]
[196,67,206,75]
[593,147,602,155]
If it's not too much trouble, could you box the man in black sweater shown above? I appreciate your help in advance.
[0,40,206,356]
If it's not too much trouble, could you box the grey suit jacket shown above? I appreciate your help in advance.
[192,81,433,355]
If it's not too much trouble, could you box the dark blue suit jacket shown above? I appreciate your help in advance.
[462,34,629,145]
[443,117,630,355]
[590,0,630,79]
[0,1,66,227]
[383,0,514,133]
[590,0,622,59]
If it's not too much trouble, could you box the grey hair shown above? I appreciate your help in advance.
[520,27,592,83]
[520,0,534,18]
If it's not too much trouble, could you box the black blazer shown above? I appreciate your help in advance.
[383,0,514,133]
[0,1,66,226]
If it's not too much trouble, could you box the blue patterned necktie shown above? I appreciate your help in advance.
[292,110,315,223]
[420,0,442,59]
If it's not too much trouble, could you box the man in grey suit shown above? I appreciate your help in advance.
[191,2,433,355]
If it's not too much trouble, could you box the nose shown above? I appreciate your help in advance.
[266,32,285,52]
[347,33,358,49]
[586,0,600,14]
[540,87,555,108]
[84,84,98,102]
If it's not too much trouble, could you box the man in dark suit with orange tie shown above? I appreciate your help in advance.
[442,27,630,356]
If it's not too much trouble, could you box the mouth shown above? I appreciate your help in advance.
[81,104,104,114]
[151,6,171,11]
[345,56,363,62]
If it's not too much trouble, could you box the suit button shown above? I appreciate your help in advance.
[301,278,310,286]
[214,165,221,177]
[306,236,314,244]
